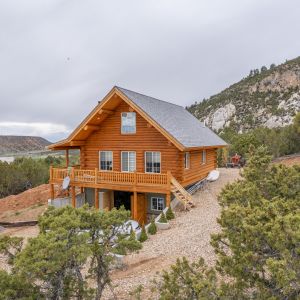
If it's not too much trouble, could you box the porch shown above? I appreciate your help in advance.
[49,166,193,223]
[50,166,171,193]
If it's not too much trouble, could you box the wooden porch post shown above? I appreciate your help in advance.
[166,192,171,208]
[66,149,69,168]
[133,191,137,220]
[71,186,76,208]
[95,188,99,209]
[50,184,54,200]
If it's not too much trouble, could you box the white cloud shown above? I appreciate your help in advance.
[0,122,70,141]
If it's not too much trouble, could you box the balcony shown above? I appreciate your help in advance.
[49,167,170,193]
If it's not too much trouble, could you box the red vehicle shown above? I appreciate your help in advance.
[226,153,245,168]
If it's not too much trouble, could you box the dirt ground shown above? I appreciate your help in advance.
[273,153,300,166]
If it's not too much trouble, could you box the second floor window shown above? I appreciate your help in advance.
[121,112,136,134]
[145,151,161,173]
[184,152,190,169]
[99,151,113,171]
[121,151,136,172]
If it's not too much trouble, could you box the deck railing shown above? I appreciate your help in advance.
[50,167,169,187]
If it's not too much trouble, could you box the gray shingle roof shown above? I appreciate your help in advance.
[116,86,227,148]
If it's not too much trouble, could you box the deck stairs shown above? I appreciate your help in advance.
[170,176,194,210]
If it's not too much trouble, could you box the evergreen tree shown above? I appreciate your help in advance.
[166,207,175,220]
[139,225,148,242]
[147,217,157,235]
[152,147,300,299]
[158,212,167,223]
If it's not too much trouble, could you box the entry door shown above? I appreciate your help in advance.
[130,193,147,225]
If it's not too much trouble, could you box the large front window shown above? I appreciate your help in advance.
[121,112,136,134]
[145,152,161,173]
[121,151,136,172]
[99,151,113,171]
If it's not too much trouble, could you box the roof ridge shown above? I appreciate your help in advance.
[115,86,184,109]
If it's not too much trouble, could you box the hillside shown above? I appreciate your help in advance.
[0,135,51,155]
[187,57,300,132]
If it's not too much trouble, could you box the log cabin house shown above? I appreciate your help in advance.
[48,86,227,224]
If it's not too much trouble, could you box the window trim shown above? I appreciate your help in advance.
[201,150,206,165]
[99,151,113,171]
[144,151,161,174]
[184,152,190,169]
[151,197,165,211]
[121,151,136,172]
[121,112,136,134]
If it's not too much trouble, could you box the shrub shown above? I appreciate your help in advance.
[139,225,148,242]
[158,212,167,223]
[165,207,175,220]
[147,217,157,235]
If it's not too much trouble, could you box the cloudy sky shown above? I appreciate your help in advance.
[1,0,300,142]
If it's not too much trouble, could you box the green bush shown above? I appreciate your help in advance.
[158,212,167,223]
[165,207,175,220]
[139,225,148,242]
[147,217,157,235]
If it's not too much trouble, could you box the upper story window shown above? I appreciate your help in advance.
[145,152,161,173]
[184,152,190,169]
[99,151,113,171]
[121,112,136,134]
[121,151,136,172]
[202,150,206,164]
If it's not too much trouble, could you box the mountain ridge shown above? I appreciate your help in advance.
[187,56,300,133]
[0,135,51,156]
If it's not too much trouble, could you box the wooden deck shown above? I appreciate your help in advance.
[50,166,170,193]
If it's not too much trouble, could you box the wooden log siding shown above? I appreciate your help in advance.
[50,99,218,191]
[181,149,217,187]
[81,100,183,180]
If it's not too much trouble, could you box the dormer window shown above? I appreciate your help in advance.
[121,112,136,134]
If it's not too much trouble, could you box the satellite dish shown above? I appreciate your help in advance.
[62,176,70,190]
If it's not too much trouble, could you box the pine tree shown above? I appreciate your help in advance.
[147,217,157,235]
[165,207,175,220]
[158,212,167,223]
[151,147,300,299]
[139,225,148,242]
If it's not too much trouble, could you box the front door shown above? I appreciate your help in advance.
[131,193,147,225]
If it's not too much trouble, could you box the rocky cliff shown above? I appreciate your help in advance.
[187,57,300,132]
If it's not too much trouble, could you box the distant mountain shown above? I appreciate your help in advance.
[0,136,51,155]
[187,57,300,133]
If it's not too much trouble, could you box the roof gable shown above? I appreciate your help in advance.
[48,86,227,150]
[116,87,227,148]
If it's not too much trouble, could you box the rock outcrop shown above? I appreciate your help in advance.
[188,57,300,132]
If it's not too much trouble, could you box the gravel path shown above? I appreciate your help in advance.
[105,168,241,299]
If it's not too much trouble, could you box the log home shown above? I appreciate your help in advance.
[48,86,227,224]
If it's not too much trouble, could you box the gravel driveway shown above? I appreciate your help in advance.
[105,168,241,299]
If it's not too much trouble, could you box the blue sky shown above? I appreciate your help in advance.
[1,0,300,142]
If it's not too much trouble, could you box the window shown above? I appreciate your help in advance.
[184,152,190,169]
[121,112,136,134]
[151,197,164,211]
[145,152,161,173]
[202,150,206,164]
[121,151,136,172]
[99,151,113,171]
